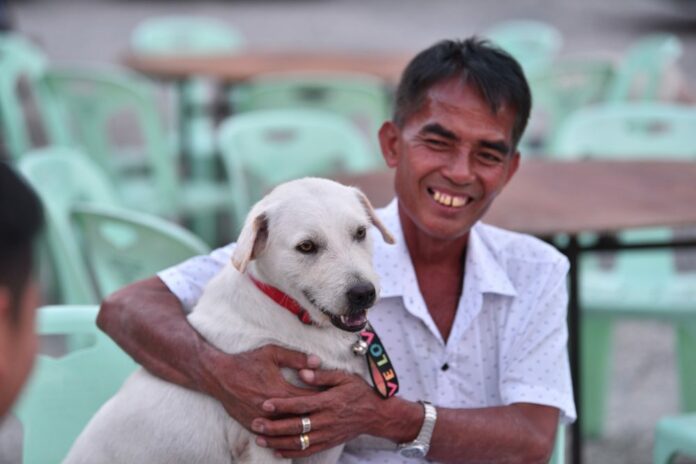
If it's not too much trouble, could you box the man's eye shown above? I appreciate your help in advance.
[355,226,367,241]
[425,138,449,149]
[479,152,503,163]
[296,241,317,254]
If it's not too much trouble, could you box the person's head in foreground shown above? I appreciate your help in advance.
[379,37,531,242]
[0,162,44,416]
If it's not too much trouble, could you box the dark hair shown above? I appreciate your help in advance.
[393,37,532,150]
[0,162,44,321]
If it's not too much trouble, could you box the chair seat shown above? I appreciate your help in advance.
[582,273,696,319]
[654,414,696,463]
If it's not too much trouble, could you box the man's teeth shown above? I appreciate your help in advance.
[432,190,468,208]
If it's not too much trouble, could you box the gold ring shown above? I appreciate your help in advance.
[301,416,312,434]
[300,433,310,450]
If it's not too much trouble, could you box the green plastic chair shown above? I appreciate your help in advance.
[43,68,233,243]
[550,425,566,464]
[130,16,245,186]
[484,19,563,76]
[553,103,696,159]
[217,108,377,230]
[0,34,67,160]
[528,56,615,153]
[654,413,696,464]
[14,305,138,464]
[605,33,683,103]
[18,147,122,304]
[233,72,391,159]
[72,203,210,298]
[551,102,696,438]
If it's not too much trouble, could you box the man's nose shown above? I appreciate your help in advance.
[443,150,475,184]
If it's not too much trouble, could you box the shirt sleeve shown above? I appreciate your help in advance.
[157,243,237,313]
[499,257,577,424]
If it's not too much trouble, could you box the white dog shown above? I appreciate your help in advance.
[64,178,394,464]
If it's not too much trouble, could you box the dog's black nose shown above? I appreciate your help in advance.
[347,282,376,311]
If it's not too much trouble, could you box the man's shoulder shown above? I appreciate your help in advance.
[474,222,568,268]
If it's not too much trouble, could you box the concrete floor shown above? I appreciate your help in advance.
[3,0,696,463]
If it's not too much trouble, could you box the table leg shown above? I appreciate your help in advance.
[566,236,582,464]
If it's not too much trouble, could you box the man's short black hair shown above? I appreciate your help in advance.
[0,162,44,321]
[393,37,532,151]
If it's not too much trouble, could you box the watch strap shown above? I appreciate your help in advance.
[414,401,437,449]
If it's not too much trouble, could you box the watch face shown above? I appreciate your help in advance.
[399,445,426,458]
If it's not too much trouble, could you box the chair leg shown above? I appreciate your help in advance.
[676,323,696,412]
[581,314,613,438]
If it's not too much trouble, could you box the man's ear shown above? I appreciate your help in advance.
[378,121,401,168]
[232,213,269,273]
[354,189,395,244]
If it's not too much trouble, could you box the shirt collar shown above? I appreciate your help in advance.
[374,199,517,299]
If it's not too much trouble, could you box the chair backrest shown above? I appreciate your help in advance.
[0,34,67,159]
[131,16,244,55]
[528,56,615,152]
[551,103,696,160]
[604,33,683,103]
[484,19,563,76]
[72,203,210,298]
[18,147,121,304]
[14,305,138,464]
[233,72,391,156]
[42,68,178,213]
[217,108,377,227]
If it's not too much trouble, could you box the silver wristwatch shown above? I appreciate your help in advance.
[397,400,437,458]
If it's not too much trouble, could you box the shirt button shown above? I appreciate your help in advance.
[441,363,449,371]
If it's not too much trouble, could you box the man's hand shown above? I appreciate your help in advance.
[250,368,381,458]
[200,344,321,430]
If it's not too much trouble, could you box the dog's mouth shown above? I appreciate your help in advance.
[329,310,368,332]
[303,290,369,332]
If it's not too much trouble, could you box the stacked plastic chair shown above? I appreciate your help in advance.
[217,108,376,232]
[551,102,696,437]
[233,72,392,161]
[484,19,563,77]
[605,33,683,103]
[0,34,67,160]
[42,69,234,244]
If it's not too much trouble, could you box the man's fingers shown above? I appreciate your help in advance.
[299,368,353,386]
[252,413,328,436]
[256,429,333,453]
[269,345,321,370]
[262,394,323,415]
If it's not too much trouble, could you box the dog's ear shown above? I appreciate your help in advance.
[354,189,395,244]
[232,213,269,273]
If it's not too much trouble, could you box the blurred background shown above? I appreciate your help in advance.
[1,0,696,463]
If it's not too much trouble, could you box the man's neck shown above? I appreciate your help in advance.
[398,206,469,271]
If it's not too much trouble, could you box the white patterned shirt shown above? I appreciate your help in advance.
[158,199,576,464]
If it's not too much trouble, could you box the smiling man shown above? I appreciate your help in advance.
[98,38,575,463]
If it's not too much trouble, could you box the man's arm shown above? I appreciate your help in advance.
[97,276,320,428]
[251,369,558,463]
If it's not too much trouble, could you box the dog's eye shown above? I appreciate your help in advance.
[355,226,367,241]
[296,240,317,254]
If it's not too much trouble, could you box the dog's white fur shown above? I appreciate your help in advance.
[64,178,394,464]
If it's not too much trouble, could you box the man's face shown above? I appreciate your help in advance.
[0,279,39,417]
[379,79,520,242]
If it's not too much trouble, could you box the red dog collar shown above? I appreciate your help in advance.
[248,274,314,326]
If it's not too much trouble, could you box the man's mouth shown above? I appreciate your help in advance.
[428,187,471,208]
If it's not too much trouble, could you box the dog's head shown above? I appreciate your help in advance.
[232,178,394,332]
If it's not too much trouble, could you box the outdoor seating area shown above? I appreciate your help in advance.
[1,1,695,463]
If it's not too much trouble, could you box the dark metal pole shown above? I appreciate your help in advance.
[566,235,582,464]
